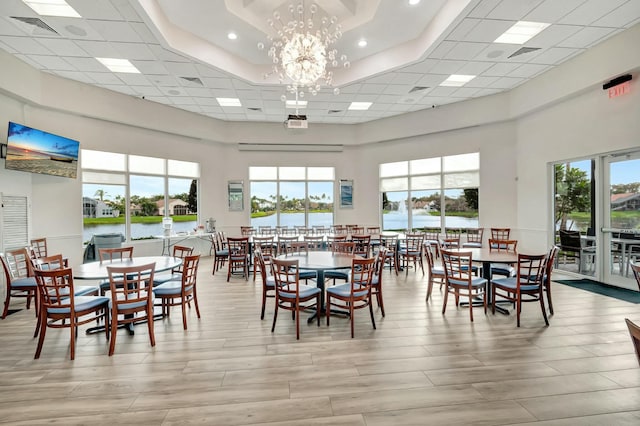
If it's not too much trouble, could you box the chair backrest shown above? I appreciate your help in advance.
[303,235,324,251]
[312,225,328,234]
[254,236,277,256]
[99,246,134,262]
[515,253,546,286]
[373,247,386,285]
[441,249,474,285]
[349,257,376,297]
[171,245,194,273]
[240,226,255,236]
[445,228,461,240]
[227,237,249,256]
[254,247,270,285]
[34,267,76,312]
[559,230,582,250]
[625,318,640,366]
[488,239,517,252]
[278,235,299,254]
[30,238,48,259]
[332,225,348,235]
[424,244,436,272]
[259,226,274,235]
[332,241,355,254]
[423,228,441,242]
[544,246,560,285]
[351,226,365,235]
[367,227,380,235]
[405,233,425,252]
[289,241,309,255]
[630,262,640,291]
[466,228,484,243]
[380,235,398,252]
[107,262,155,306]
[271,258,300,300]
[275,226,288,235]
[33,253,64,271]
[3,248,33,279]
[180,254,200,290]
[352,235,371,256]
[440,237,460,249]
[491,228,511,240]
[327,235,347,250]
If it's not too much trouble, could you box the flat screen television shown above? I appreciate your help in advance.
[5,122,79,179]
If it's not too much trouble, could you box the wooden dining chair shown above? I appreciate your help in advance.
[631,262,640,292]
[380,234,399,275]
[153,254,201,330]
[488,239,518,278]
[326,256,377,338]
[212,231,229,275]
[441,249,487,322]
[255,248,276,320]
[106,262,156,356]
[462,228,484,248]
[98,246,134,295]
[30,238,48,258]
[303,235,325,251]
[325,241,355,285]
[425,243,445,302]
[1,248,38,319]
[33,267,110,360]
[252,236,277,280]
[543,246,560,315]
[625,318,640,366]
[226,237,250,281]
[491,228,511,240]
[271,258,321,340]
[152,245,193,286]
[399,233,425,276]
[371,247,386,317]
[352,234,371,257]
[491,253,548,327]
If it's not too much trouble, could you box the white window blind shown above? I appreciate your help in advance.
[1,194,28,252]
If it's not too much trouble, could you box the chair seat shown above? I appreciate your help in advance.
[216,249,229,256]
[278,285,321,299]
[152,273,182,286]
[431,266,445,277]
[298,270,317,280]
[327,283,368,298]
[11,277,37,289]
[492,277,541,292]
[48,296,109,314]
[491,264,516,277]
[153,281,194,296]
[448,277,487,287]
[398,249,420,256]
[325,270,349,280]
[265,276,276,288]
[109,296,153,311]
[462,242,482,248]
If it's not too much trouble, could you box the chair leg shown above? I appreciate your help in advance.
[260,288,267,320]
[540,293,549,326]
[70,316,76,360]
[350,303,355,338]
[34,312,47,359]
[377,291,385,317]
[326,295,331,326]
[182,298,188,330]
[108,313,118,356]
[271,301,279,332]
[316,295,321,327]
[516,293,521,327]
[426,278,433,301]
[148,309,156,347]
[193,290,201,319]
[2,292,10,319]
[295,303,300,340]
[545,285,554,315]
[442,286,449,314]
[491,286,496,315]
[369,299,376,331]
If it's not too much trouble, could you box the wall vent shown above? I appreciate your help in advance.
[237,143,343,152]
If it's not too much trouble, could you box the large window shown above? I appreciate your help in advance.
[250,166,334,228]
[380,153,479,231]
[81,150,199,242]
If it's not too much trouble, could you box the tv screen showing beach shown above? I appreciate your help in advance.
[5,122,79,179]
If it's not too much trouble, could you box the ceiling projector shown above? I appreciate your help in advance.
[286,114,308,129]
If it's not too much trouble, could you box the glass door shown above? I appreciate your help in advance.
[603,152,640,289]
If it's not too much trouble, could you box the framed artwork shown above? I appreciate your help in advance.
[339,179,353,209]
[228,180,244,211]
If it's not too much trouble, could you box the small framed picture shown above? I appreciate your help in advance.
[339,179,353,209]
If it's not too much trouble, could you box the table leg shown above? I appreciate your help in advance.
[485,260,510,315]
[307,270,325,324]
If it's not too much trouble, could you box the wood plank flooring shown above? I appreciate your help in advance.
[1,260,640,425]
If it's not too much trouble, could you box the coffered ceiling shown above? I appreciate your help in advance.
[0,0,638,124]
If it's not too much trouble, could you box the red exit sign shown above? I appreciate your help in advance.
[608,81,631,98]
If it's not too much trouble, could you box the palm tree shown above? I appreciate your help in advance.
[94,189,108,201]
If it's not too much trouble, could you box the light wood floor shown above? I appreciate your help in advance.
[1,259,640,425]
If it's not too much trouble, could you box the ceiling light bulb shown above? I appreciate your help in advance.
[227,32,237,40]
[409,0,421,5]
[358,39,368,48]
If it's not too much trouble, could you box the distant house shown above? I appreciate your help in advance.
[611,193,640,211]
[157,198,191,215]
[83,197,117,218]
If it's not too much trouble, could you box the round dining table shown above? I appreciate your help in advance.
[276,251,355,322]
[73,256,183,334]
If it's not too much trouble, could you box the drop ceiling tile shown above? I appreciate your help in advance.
[71,0,124,20]
[85,72,123,85]
[231,79,257,90]
[180,105,203,113]
[452,87,482,97]
[339,83,362,94]
[132,60,168,75]
[14,53,41,67]
[527,47,581,64]
[373,94,401,104]
[473,88,503,97]
[36,38,88,56]
[508,63,550,78]
[29,55,73,70]
[1,16,37,37]
[163,61,199,76]
[390,73,424,85]
[195,63,228,78]
[444,42,490,60]
[400,59,438,73]
[54,70,96,84]
[486,0,545,20]
[415,74,449,87]
[209,89,237,98]
[428,86,460,97]
[527,24,583,48]
[457,61,494,75]
[557,26,618,48]
[524,0,588,22]
[559,0,628,25]
[160,87,186,96]
[149,75,178,86]
[429,60,466,74]
[483,62,522,77]
[64,56,106,72]
[468,0,502,18]
[194,97,222,106]
[200,105,223,113]
[46,17,105,41]
[428,40,457,59]
[116,73,152,86]
[383,85,411,95]
[359,83,388,94]
[465,76,500,88]
[130,22,158,44]
[74,40,119,57]
[184,87,211,97]
[474,44,517,62]
[0,36,52,54]
[363,73,397,84]
[112,42,156,60]
[201,77,234,89]
[105,85,136,95]
[0,0,35,15]
[170,97,197,106]
[446,18,481,41]
[462,19,515,43]
[89,20,143,43]
[130,85,163,97]
[489,76,525,89]
[109,0,143,21]
[148,45,189,62]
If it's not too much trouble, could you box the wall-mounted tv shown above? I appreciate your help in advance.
[5,122,79,179]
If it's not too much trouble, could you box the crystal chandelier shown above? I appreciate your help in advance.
[258,2,350,103]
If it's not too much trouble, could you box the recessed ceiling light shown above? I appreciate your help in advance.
[286,100,307,109]
[96,58,140,74]
[22,0,81,18]
[440,74,476,87]
[409,0,421,5]
[348,102,372,111]
[217,97,242,107]
[358,39,367,48]
[494,21,550,45]
[227,32,237,40]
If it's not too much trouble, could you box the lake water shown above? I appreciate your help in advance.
[84,211,478,241]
